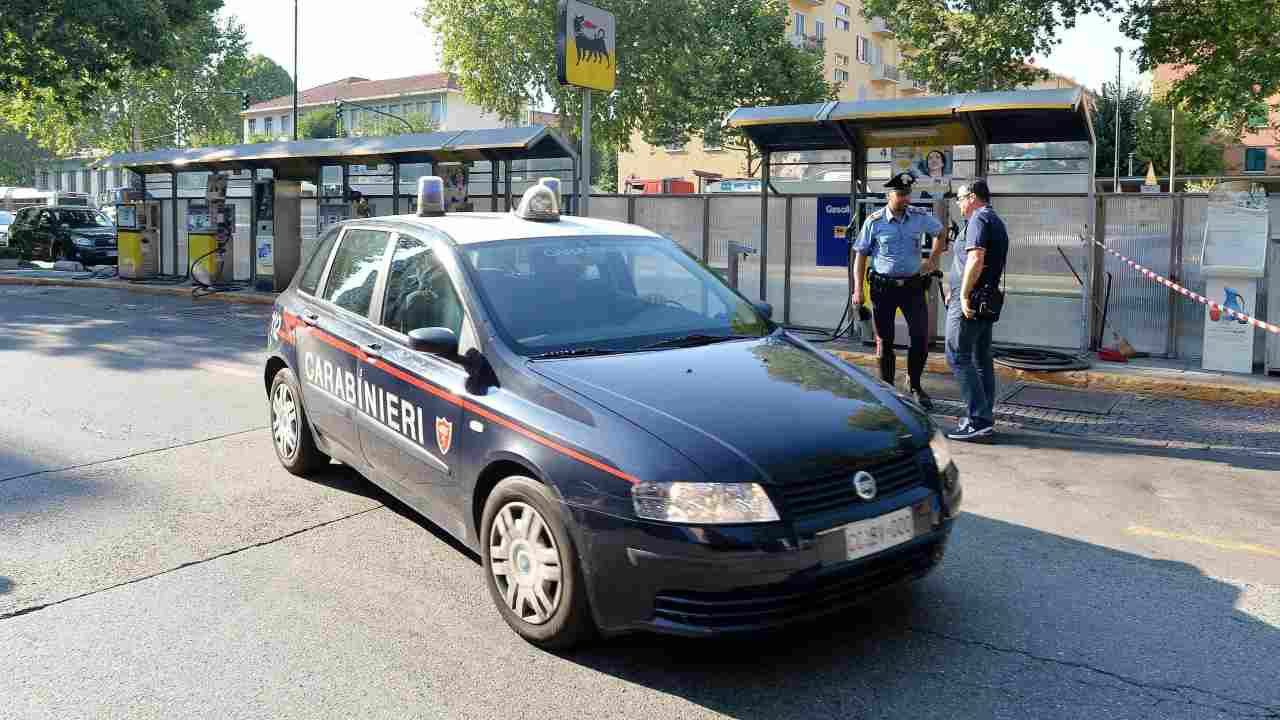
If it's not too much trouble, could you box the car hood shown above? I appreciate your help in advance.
[528,334,927,485]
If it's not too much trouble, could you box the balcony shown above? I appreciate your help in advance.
[789,33,825,53]
[870,63,900,83]
[898,73,928,93]
[870,16,893,36]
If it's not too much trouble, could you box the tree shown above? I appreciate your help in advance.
[1091,82,1147,180]
[240,54,295,111]
[419,0,835,154]
[298,108,339,140]
[858,0,1280,138]
[350,111,436,138]
[3,12,257,155]
[0,0,224,119]
[0,126,49,186]
[1134,99,1225,178]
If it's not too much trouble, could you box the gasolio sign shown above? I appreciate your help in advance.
[557,0,616,92]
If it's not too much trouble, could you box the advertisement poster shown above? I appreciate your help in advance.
[1202,276,1257,373]
[186,202,211,232]
[890,146,952,197]
[816,195,853,267]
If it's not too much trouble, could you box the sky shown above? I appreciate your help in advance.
[219,0,1148,98]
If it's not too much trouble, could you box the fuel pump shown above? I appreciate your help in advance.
[114,189,160,280]
[254,178,274,291]
[188,171,236,288]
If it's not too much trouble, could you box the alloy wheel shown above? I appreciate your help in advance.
[271,382,299,460]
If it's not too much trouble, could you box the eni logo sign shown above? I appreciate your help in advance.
[557,0,616,92]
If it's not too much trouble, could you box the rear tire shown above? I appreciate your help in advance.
[481,476,596,650]
[269,367,329,476]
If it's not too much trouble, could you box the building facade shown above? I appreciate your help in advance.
[1153,65,1280,179]
[240,72,515,142]
[618,0,1085,190]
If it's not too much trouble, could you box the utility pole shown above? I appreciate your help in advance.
[293,0,299,141]
[1113,46,1122,194]
[581,89,591,217]
[1169,106,1177,194]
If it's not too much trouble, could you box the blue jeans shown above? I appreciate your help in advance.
[945,303,996,428]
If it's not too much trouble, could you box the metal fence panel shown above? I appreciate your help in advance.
[988,195,1090,349]
[588,195,629,223]
[1102,195,1173,356]
[787,197,848,329]
[635,196,704,258]
[706,196,762,301]
[1177,196,1208,361]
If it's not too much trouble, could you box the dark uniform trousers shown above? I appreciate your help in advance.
[869,272,931,389]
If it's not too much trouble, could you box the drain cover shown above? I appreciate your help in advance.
[1000,384,1122,415]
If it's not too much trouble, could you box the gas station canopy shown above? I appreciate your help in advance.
[725,88,1093,153]
[95,125,577,179]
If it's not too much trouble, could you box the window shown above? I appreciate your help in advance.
[114,169,123,187]
[248,118,257,135]
[264,117,274,136]
[82,170,91,193]
[98,169,107,192]
[430,99,443,124]
[299,226,342,295]
[836,53,849,66]
[835,69,850,83]
[815,20,824,39]
[67,172,76,192]
[322,229,391,316]
[835,17,850,31]
[40,172,49,190]
[663,138,686,152]
[382,234,465,338]
[856,36,870,63]
[794,13,805,36]
[1245,148,1267,173]
[281,114,291,134]
[835,2,850,16]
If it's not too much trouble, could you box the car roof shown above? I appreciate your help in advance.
[345,212,664,246]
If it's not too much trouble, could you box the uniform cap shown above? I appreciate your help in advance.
[884,172,915,192]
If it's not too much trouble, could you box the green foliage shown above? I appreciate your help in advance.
[592,137,618,192]
[0,0,224,119]
[298,108,338,140]
[860,0,1280,140]
[349,111,435,138]
[1134,100,1225,178]
[1092,82,1147,179]
[0,245,23,260]
[240,54,295,110]
[419,0,835,152]
[0,125,50,185]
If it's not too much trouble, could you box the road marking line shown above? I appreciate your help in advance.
[1125,525,1280,558]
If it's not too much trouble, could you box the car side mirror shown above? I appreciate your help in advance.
[408,327,458,356]
[753,301,773,321]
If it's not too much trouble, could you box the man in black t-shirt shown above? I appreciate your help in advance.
[945,179,1008,441]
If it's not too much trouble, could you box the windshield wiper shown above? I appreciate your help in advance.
[639,333,752,350]
[529,346,632,360]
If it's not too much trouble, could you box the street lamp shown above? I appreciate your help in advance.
[1113,46,1122,194]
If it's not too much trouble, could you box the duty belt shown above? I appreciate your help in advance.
[870,272,929,290]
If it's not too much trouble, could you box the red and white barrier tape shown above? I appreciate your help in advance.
[1088,238,1280,335]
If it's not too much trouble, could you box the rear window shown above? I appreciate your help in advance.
[298,226,340,295]
[321,229,390,317]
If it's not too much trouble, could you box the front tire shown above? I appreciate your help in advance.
[481,476,596,650]
[269,367,329,476]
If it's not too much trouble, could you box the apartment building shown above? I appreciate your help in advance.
[619,1,1085,190]
[240,72,511,142]
[1153,65,1280,179]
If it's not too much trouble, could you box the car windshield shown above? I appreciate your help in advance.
[56,209,113,228]
[459,235,771,356]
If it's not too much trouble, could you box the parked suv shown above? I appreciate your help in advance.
[7,206,118,264]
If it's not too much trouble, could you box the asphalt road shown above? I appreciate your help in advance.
[2,285,1278,720]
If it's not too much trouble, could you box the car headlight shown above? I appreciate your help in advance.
[71,235,94,247]
[929,428,955,472]
[632,482,780,524]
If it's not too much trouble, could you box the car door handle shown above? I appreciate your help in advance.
[363,342,382,360]
[301,312,319,326]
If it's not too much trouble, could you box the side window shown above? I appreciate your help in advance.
[298,226,340,295]
[381,234,464,338]
[320,229,391,317]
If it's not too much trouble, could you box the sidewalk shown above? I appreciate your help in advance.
[3,265,1277,408]
[825,341,1280,409]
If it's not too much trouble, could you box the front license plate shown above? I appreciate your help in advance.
[838,506,915,561]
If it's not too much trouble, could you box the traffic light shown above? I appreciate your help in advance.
[336,101,345,135]
[241,92,250,111]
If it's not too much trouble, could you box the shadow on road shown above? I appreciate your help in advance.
[553,514,1278,718]
[980,427,1280,472]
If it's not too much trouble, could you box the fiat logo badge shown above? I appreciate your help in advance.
[853,471,877,500]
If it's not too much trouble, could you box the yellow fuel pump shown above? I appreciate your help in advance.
[115,189,160,280]
[188,171,235,287]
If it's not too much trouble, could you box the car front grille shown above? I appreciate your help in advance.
[779,453,925,520]
[653,540,939,631]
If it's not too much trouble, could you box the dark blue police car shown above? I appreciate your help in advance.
[264,179,962,649]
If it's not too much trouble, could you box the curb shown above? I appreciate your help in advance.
[829,349,1280,409]
[0,275,278,306]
